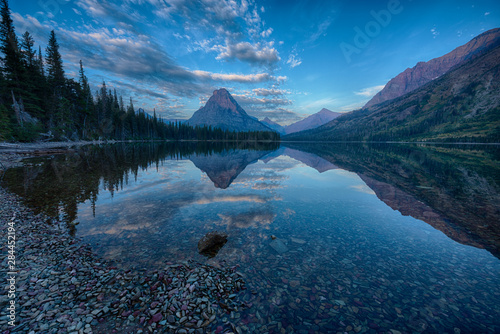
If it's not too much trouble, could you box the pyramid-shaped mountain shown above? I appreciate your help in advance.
[188,89,272,132]
[284,108,341,134]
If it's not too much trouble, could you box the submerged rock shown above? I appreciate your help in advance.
[198,231,228,257]
[269,238,288,254]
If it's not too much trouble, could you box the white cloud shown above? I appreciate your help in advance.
[261,27,273,38]
[286,54,302,68]
[213,41,280,67]
[431,27,439,38]
[253,88,289,97]
[485,12,491,16]
[354,85,385,98]
[232,94,292,106]
[191,70,286,84]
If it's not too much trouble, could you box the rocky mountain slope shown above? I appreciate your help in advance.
[187,89,272,132]
[285,43,500,143]
[284,108,341,134]
[364,28,500,108]
[261,117,286,134]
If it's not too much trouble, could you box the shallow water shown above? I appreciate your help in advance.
[3,142,500,333]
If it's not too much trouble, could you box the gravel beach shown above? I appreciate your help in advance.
[0,184,247,334]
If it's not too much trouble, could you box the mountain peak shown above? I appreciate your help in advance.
[364,28,500,109]
[284,108,341,134]
[318,108,334,115]
[187,89,272,132]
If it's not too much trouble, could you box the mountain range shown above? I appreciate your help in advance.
[285,28,500,143]
[282,108,341,134]
[364,28,500,108]
[185,88,343,135]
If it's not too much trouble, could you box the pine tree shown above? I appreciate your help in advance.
[0,0,22,86]
[20,31,35,68]
[45,30,65,89]
[37,45,44,76]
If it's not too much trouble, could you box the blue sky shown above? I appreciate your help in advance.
[11,0,500,124]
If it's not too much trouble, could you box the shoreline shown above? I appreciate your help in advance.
[0,186,247,334]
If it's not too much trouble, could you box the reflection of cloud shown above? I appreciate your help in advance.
[195,195,266,205]
[216,211,275,229]
[85,219,152,236]
[251,182,282,190]
[350,184,376,195]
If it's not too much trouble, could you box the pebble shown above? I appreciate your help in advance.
[0,187,246,333]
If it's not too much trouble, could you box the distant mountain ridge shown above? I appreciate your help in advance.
[364,28,500,108]
[285,40,500,143]
[187,88,272,132]
[284,108,341,134]
[261,117,286,134]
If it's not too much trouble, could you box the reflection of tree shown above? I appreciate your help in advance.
[285,143,500,259]
[2,142,280,234]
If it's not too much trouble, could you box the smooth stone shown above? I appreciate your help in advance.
[269,239,289,254]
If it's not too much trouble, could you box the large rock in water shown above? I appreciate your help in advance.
[187,88,273,132]
[198,231,228,257]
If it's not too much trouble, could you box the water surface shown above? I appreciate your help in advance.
[3,142,500,333]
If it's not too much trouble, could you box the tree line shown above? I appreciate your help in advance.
[0,0,279,142]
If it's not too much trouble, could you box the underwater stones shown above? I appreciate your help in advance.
[269,239,288,254]
[198,231,228,257]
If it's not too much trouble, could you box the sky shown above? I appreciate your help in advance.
[10,0,500,124]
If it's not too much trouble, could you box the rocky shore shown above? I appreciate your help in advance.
[0,141,114,171]
[0,186,247,334]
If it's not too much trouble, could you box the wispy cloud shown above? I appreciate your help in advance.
[431,27,439,39]
[354,85,385,98]
[484,12,491,16]
[286,53,302,68]
[308,17,333,44]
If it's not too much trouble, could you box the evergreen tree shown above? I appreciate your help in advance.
[37,45,44,76]
[20,31,35,68]
[0,0,22,86]
[45,30,64,89]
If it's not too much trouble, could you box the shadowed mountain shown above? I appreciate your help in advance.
[188,88,273,132]
[285,143,500,259]
[285,41,500,143]
[189,149,276,189]
[284,108,342,134]
[364,28,500,108]
[261,117,286,134]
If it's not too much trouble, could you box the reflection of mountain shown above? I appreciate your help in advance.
[285,143,500,259]
[262,147,338,173]
[1,142,280,226]
[189,149,275,189]
[359,174,484,249]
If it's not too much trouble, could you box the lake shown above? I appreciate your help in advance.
[3,142,500,333]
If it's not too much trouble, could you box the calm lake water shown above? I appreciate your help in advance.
[3,142,500,333]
